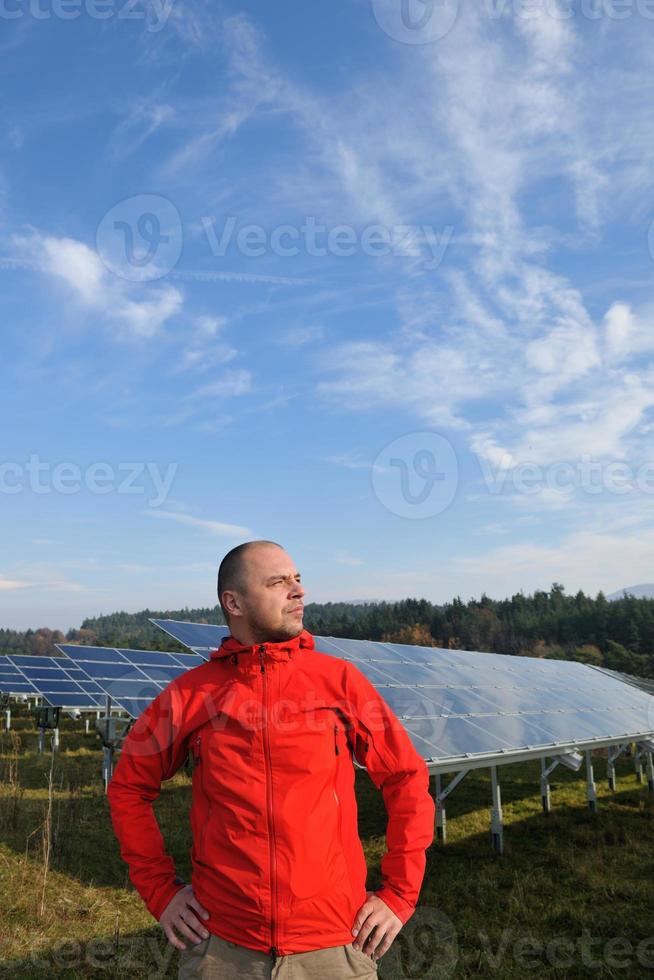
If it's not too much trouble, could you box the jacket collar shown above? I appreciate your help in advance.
[210,628,315,665]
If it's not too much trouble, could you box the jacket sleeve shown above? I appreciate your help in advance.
[106,681,190,921]
[344,663,435,924]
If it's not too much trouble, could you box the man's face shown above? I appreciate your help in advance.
[228,544,305,643]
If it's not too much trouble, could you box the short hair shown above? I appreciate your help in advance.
[217,540,283,622]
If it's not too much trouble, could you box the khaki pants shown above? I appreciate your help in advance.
[178,933,379,979]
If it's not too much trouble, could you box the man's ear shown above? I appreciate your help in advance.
[222,590,242,619]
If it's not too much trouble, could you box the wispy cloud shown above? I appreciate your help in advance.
[143,509,252,537]
[11,231,183,340]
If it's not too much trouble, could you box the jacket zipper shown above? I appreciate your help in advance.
[260,644,279,959]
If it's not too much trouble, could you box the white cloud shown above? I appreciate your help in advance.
[333,550,364,567]
[187,369,253,400]
[449,525,654,600]
[12,231,183,340]
[143,510,252,537]
[0,576,31,591]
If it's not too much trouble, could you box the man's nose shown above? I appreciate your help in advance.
[291,580,305,598]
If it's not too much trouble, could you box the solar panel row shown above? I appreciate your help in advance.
[0,654,105,709]
[54,645,206,718]
[5,620,652,773]
[149,621,654,767]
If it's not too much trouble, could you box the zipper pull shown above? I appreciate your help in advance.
[334,724,340,755]
[259,644,266,671]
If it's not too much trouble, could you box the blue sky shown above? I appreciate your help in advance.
[2,0,654,630]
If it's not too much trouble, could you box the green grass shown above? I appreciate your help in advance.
[0,703,653,979]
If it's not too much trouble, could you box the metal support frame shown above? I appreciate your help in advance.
[646,752,654,794]
[95,696,132,792]
[433,774,445,842]
[635,750,644,784]
[607,742,630,791]
[540,758,561,813]
[431,769,470,845]
[33,705,60,755]
[586,750,597,814]
[4,708,10,731]
[490,766,504,854]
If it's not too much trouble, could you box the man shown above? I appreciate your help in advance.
[107,541,436,978]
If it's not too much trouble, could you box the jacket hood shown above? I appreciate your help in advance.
[210,628,315,664]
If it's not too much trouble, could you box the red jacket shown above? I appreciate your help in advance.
[107,629,435,955]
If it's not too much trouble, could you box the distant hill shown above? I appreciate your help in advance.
[608,584,654,600]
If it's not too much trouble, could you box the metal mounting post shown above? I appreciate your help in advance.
[38,728,45,754]
[430,769,470,845]
[490,766,503,854]
[646,752,654,794]
[4,708,10,731]
[53,727,60,751]
[607,743,629,791]
[102,745,113,791]
[586,751,597,814]
[433,774,446,843]
[540,758,560,813]
[635,752,644,784]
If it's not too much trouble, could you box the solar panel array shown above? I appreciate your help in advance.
[591,665,654,698]
[149,619,229,657]
[0,654,105,709]
[149,621,654,767]
[55,644,204,718]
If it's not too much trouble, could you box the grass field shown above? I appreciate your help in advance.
[0,704,653,979]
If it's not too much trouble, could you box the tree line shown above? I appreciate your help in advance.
[1,584,653,677]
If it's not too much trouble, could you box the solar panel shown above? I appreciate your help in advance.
[149,619,229,657]
[591,665,654,698]
[55,644,205,718]
[0,654,105,709]
[0,657,40,698]
[148,622,654,770]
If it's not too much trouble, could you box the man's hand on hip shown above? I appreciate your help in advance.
[159,885,211,951]
[351,891,403,962]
